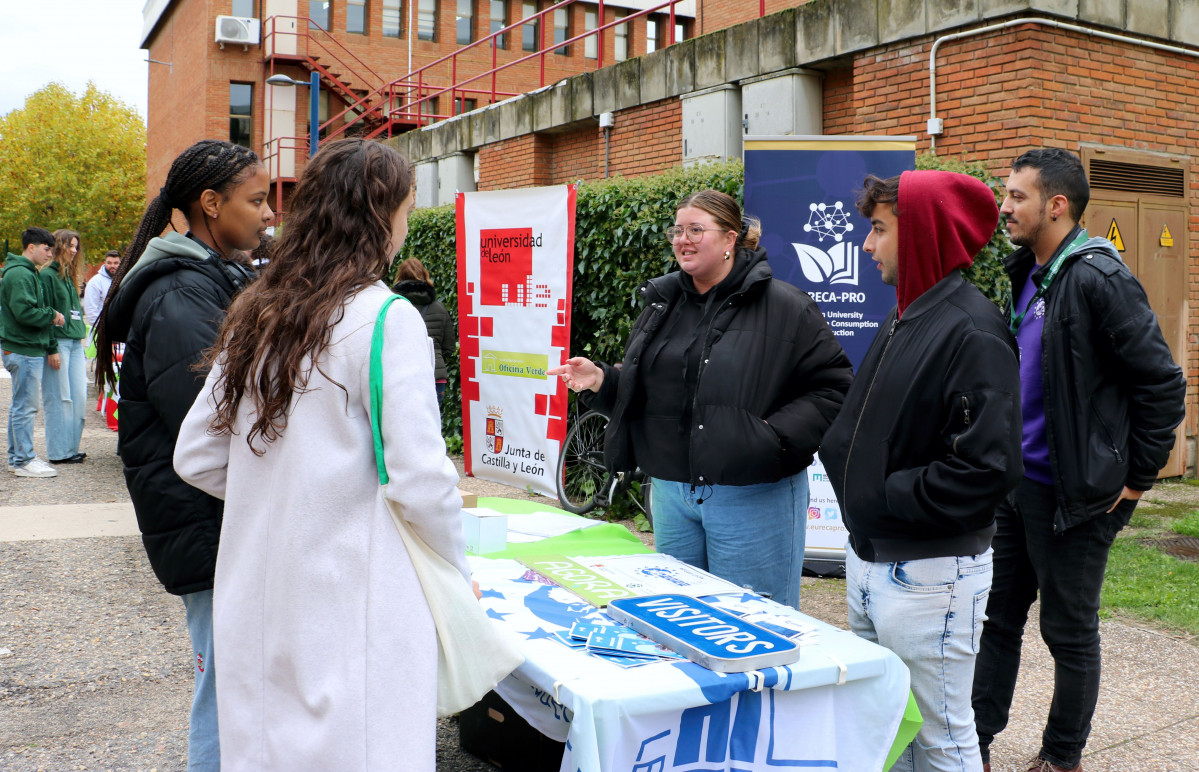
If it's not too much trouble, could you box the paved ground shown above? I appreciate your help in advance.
[2,374,1198,771]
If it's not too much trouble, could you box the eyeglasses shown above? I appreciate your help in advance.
[665,224,730,243]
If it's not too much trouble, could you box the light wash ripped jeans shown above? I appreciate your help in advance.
[847,547,992,772]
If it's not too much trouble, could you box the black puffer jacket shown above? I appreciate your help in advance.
[393,278,455,380]
[104,233,255,596]
[587,247,852,486]
[820,272,1023,562]
[1005,228,1185,531]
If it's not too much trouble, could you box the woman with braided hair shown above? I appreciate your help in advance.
[97,139,272,772]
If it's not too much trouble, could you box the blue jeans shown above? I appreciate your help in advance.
[847,547,992,772]
[181,589,220,772]
[43,338,87,460]
[3,351,45,467]
[650,473,808,609]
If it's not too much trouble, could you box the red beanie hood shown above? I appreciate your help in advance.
[895,170,999,317]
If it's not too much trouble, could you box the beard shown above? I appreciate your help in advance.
[1007,216,1045,249]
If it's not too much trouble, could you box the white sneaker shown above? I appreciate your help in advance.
[12,458,58,478]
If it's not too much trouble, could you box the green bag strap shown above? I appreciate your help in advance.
[370,294,410,486]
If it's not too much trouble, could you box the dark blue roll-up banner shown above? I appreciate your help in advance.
[744,136,916,567]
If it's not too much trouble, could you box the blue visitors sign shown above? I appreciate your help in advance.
[606,594,800,673]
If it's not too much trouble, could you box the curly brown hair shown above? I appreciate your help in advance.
[205,138,414,453]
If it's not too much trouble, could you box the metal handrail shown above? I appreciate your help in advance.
[392,0,681,124]
[315,0,688,145]
[263,15,386,97]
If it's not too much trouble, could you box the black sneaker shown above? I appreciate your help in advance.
[49,453,86,464]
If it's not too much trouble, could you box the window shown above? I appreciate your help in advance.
[489,0,507,49]
[613,9,628,61]
[521,1,538,52]
[646,14,660,53]
[418,0,437,40]
[382,0,402,37]
[675,21,686,43]
[314,87,333,140]
[583,8,596,59]
[309,0,330,29]
[456,0,475,44]
[347,0,366,33]
[229,83,252,149]
[232,0,256,17]
[419,97,440,121]
[454,97,478,115]
[552,7,569,55]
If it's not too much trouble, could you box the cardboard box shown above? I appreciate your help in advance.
[461,507,508,554]
[458,690,564,771]
[458,488,478,508]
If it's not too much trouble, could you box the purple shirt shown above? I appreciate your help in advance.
[1014,270,1053,484]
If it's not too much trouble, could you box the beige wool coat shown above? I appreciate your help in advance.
[175,283,468,771]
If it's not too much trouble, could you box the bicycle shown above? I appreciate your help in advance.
[556,407,652,523]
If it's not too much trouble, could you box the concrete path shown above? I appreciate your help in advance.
[0,502,139,542]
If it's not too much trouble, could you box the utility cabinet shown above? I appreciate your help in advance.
[437,153,476,206]
[681,85,742,167]
[414,161,438,209]
[741,69,823,137]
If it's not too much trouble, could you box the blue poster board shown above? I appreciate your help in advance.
[744,137,916,566]
[743,136,916,370]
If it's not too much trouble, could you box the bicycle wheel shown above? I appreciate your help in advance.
[557,410,610,514]
[626,474,652,527]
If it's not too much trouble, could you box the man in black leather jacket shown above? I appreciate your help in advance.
[972,148,1186,772]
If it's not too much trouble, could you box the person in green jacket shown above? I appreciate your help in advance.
[2,227,65,477]
[41,229,89,464]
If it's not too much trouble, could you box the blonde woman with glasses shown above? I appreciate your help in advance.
[549,190,852,609]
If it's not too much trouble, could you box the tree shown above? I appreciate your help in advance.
[0,82,146,261]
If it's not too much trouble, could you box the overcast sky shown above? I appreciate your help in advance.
[0,0,149,120]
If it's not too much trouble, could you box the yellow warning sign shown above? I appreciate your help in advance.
[1106,218,1126,252]
[1160,224,1174,248]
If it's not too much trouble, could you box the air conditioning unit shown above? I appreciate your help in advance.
[215,15,261,48]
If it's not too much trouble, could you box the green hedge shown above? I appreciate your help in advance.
[915,153,1013,308]
[394,156,1010,452]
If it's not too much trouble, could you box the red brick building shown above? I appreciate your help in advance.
[139,0,743,207]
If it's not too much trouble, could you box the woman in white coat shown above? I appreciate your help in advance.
[174,138,468,771]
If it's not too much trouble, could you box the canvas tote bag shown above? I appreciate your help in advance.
[369,295,524,716]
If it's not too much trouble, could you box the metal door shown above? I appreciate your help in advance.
[1083,200,1187,477]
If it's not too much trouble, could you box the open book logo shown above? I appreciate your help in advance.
[794,201,860,286]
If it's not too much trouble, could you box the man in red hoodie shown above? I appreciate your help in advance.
[820,170,1024,772]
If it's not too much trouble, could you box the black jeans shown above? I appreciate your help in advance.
[972,477,1133,768]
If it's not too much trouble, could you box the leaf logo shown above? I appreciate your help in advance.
[792,242,861,286]
[795,244,835,284]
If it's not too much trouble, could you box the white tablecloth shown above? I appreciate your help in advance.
[470,556,912,772]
